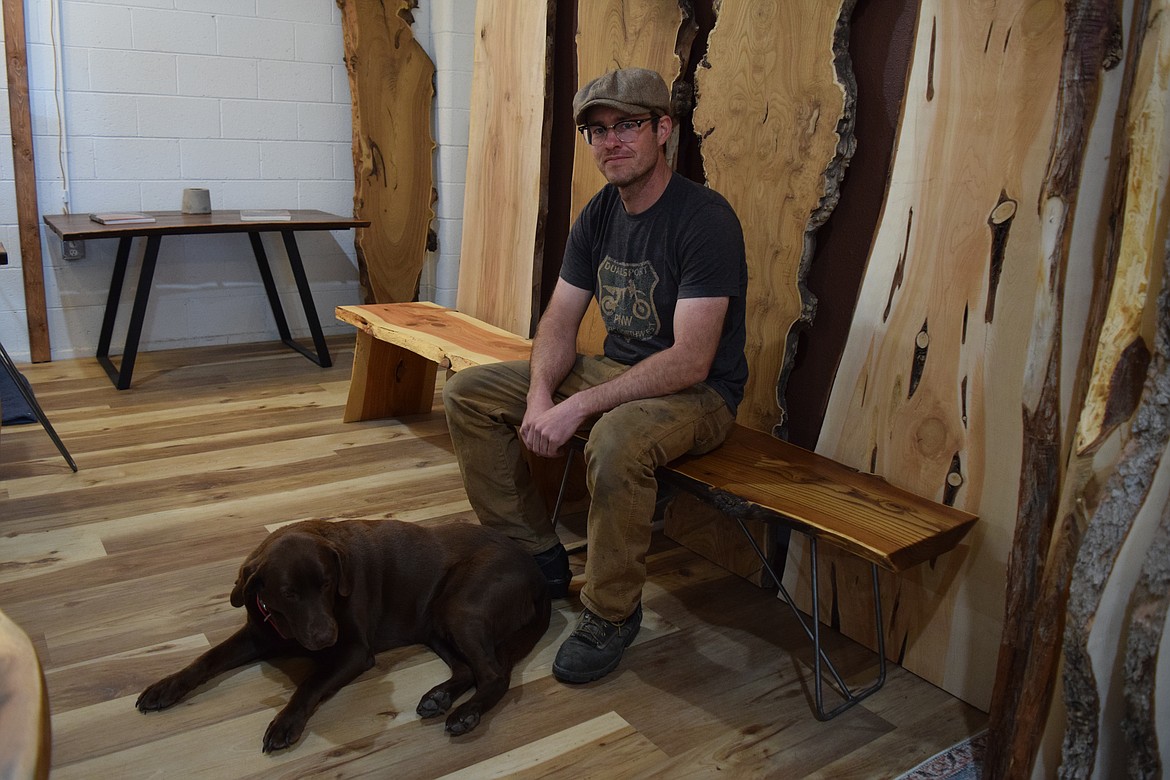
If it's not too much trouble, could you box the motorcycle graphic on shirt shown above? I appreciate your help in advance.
[597,256,660,340]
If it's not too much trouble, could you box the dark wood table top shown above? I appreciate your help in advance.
[43,209,370,241]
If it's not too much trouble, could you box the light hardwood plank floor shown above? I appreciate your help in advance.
[0,338,987,778]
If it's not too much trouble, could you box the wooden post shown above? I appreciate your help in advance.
[3,0,51,362]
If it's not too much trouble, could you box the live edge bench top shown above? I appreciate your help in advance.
[666,426,976,572]
[336,302,977,574]
[336,301,531,370]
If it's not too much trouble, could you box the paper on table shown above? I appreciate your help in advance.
[89,212,156,225]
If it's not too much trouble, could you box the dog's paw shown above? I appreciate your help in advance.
[445,703,482,736]
[416,690,453,719]
[136,675,191,712]
[263,711,307,753]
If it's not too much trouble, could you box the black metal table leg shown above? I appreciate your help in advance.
[97,235,162,390]
[248,232,294,343]
[278,230,331,367]
[95,236,133,371]
[94,226,334,389]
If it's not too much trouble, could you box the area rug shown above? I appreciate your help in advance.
[896,730,987,780]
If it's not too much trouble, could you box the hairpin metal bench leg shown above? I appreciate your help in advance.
[733,520,886,719]
[809,538,886,719]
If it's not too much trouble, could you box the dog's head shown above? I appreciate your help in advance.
[229,527,352,651]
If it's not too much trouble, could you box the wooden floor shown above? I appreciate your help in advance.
[0,338,986,779]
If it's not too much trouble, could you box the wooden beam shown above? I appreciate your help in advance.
[3,0,50,362]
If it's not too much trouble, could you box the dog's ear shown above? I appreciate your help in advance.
[230,555,262,608]
[329,542,352,598]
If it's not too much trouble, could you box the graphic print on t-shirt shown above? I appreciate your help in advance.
[597,255,660,340]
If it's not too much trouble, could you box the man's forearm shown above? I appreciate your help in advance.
[568,344,708,417]
[527,319,579,403]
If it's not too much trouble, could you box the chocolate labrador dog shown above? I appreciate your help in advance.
[136,519,551,752]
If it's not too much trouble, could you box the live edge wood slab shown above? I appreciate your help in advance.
[336,302,977,574]
[667,425,976,572]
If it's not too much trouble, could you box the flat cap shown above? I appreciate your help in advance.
[573,67,671,125]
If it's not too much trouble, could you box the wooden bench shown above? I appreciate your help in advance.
[336,302,978,719]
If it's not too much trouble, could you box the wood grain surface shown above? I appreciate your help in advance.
[669,425,977,572]
[3,0,50,361]
[43,210,368,241]
[692,0,856,436]
[1073,0,1170,456]
[804,0,1065,710]
[570,0,696,356]
[339,0,436,305]
[336,302,532,370]
[456,0,555,337]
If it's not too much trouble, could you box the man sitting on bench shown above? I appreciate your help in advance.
[443,67,748,684]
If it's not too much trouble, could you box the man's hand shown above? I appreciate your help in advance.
[520,395,586,457]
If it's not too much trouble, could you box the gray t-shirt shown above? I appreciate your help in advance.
[560,172,748,414]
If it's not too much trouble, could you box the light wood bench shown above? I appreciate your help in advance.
[336,302,978,719]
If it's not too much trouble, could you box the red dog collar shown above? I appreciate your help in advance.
[256,595,288,640]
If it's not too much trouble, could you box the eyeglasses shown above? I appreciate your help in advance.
[577,116,655,145]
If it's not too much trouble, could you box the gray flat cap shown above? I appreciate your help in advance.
[573,67,671,125]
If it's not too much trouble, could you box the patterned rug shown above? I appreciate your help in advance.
[896,730,987,780]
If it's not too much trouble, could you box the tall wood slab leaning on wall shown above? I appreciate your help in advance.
[457,0,556,337]
[1058,1,1170,773]
[571,0,697,356]
[566,0,757,578]
[665,0,855,584]
[338,0,435,305]
[692,0,856,439]
[798,0,1065,709]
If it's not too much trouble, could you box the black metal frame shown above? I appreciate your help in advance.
[97,230,331,390]
[0,340,78,471]
[735,522,887,719]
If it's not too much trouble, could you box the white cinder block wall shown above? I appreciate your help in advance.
[422,0,475,309]
[0,0,476,363]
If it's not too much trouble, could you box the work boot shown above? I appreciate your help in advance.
[552,603,642,684]
[533,542,570,599]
